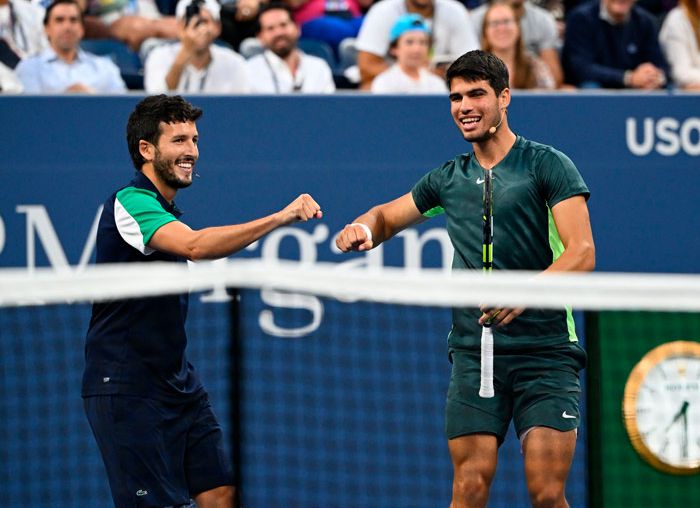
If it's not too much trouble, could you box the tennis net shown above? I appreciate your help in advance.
[1,260,699,507]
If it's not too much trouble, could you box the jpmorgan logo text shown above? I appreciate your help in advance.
[3,205,453,338]
[627,117,700,156]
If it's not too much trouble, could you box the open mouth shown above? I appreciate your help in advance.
[460,116,481,128]
[175,158,195,174]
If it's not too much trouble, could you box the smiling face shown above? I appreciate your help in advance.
[483,4,519,53]
[142,121,199,192]
[449,77,509,142]
[257,8,299,58]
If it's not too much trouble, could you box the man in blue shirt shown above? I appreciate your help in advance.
[15,0,126,93]
[83,94,322,507]
[562,0,668,88]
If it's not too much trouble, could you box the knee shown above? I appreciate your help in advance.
[196,485,236,507]
[528,483,566,508]
[452,468,490,505]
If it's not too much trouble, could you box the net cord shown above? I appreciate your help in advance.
[1,259,700,310]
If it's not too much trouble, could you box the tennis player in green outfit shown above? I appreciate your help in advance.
[336,50,595,508]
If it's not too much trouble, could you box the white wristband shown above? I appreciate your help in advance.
[349,223,373,242]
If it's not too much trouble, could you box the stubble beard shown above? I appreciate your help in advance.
[153,150,192,190]
[271,36,294,59]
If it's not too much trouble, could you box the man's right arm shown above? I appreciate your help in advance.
[357,51,389,89]
[14,59,41,93]
[336,193,426,252]
[149,194,322,260]
[354,3,392,89]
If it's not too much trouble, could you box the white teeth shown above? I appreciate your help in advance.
[177,162,192,169]
[461,118,479,125]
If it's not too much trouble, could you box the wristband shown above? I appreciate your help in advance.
[349,223,373,242]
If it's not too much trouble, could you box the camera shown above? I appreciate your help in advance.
[184,0,205,27]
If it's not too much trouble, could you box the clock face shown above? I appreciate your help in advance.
[623,341,700,474]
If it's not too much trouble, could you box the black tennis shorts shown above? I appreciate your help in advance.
[84,393,233,507]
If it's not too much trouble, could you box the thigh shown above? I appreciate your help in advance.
[185,395,234,497]
[510,343,586,437]
[522,427,577,490]
[445,349,512,442]
[84,395,192,508]
[448,433,499,479]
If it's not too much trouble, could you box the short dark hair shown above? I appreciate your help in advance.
[44,0,84,26]
[126,95,203,171]
[256,2,295,33]
[446,50,509,96]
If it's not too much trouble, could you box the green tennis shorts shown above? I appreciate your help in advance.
[445,342,587,442]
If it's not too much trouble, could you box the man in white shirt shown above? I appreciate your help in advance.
[470,0,563,87]
[355,0,479,89]
[15,0,126,93]
[246,3,335,94]
[144,0,250,93]
[0,0,47,60]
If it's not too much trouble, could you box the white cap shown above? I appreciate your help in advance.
[175,0,221,22]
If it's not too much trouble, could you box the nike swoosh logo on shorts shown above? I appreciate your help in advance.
[562,411,577,419]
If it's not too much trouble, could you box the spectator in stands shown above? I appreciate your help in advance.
[285,0,368,53]
[481,0,555,89]
[530,0,565,42]
[16,0,126,92]
[78,0,179,52]
[371,13,447,93]
[144,0,250,93]
[471,0,563,87]
[659,0,700,90]
[219,0,268,51]
[0,59,22,91]
[0,0,47,62]
[562,0,668,89]
[246,3,335,93]
[356,0,479,89]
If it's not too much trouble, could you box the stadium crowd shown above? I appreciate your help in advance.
[1,0,698,93]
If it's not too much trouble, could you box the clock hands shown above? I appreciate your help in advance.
[663,400,690,460]
[665,400,689,431]
[681,407,688,459]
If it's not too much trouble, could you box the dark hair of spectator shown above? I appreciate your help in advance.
[44,0,84,26]
[256,2,295,33]
[127,95,203,171]
[446,50,509,96]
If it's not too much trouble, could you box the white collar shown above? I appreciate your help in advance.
[599,2,631,25]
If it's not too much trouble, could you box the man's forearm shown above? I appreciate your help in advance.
[181,212,287,261]
[165,51,190,91]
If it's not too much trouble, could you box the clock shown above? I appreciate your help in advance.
[622,340,700,474]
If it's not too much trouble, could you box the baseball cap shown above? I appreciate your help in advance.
[175,0,221,21]
[389,14,430,43]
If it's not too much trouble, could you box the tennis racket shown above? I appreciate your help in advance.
[479,168,495,398]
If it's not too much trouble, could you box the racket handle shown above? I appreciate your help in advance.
[479,325,494,398]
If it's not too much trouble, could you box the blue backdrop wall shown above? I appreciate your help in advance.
[1,94,698,507]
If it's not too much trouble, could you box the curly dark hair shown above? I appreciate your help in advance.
[126,95,203,171]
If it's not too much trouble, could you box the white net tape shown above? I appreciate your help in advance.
[2,259,700,311]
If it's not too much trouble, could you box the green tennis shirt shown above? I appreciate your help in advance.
[411,136,590,351]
